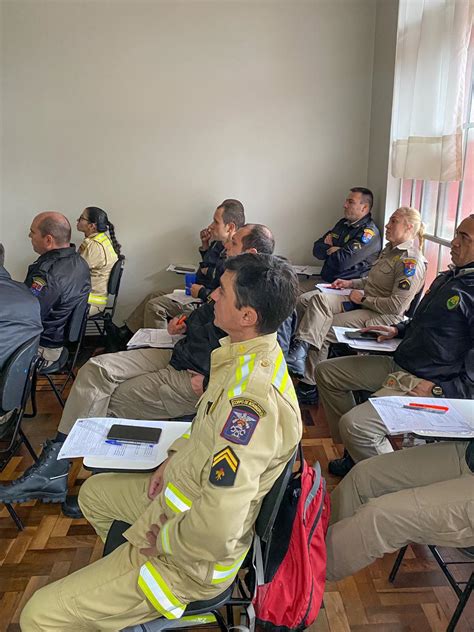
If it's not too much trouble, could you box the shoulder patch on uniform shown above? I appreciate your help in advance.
[353,241,362,250]
[446,294,460,310]
[209,446,239,487]
[30,276,46,296]
[331,232,339,239]
[398,278,411,290]
[220,398,265,445]
[402,258,417,277]
[361,228,375,244]
[344,234,350,243]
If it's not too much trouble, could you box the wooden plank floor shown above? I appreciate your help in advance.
[0,383,473,632]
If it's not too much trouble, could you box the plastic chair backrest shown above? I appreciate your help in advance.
[0,335,40,413]
[255,450,297,544]
[67,300,90,343]
[108,257,125,296]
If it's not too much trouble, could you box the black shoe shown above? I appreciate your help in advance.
[0,440,70,504]
[61,494,83,519]
[295,382,319,406]
[104,319,132,352]
[287,340,310,378]
[459,546,474,559]
[328,450,355,477]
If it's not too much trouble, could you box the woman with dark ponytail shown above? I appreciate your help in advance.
[77,206,122,315]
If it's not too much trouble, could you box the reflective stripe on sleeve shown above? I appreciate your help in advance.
[88,292,108,305]
[138,562,185,619]
[272,350,297,402]
[92,232,116,256]
[160,521,172,554]
[181,432,190,439]
[227,353,256,398]
[164,483,192,514]
[211,551,247,584]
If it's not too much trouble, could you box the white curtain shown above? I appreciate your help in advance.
[391,0,473,182]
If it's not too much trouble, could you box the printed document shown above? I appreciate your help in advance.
[127,328,185,349]
[370,397,474,437]
[315,283,356,296]
[293,265,322,276]
[164,289,202,306]
[57,418,192,463]
[332,327,401,352]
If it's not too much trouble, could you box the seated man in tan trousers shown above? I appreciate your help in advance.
[316,214,474,477]
[19,253,302,631]
[287,207,426,404]
[326,440,474,581]
[122,199,245,335]
[0,224,276,516]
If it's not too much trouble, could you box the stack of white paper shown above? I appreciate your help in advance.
[166,263,198,274]
[370,397,474,437]
[315,284,355,296]
[293,265,322,276]
[164,289,202,306]
[332,326,401,352]
[127,328,185,349]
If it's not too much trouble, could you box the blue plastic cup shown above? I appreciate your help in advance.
[185,272,197,295]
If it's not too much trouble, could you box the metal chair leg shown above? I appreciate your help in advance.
[45,375,65,408]
[389,545,408,583]
[5,503,24,531]
[446,573,473,632]
[19,428,38,462]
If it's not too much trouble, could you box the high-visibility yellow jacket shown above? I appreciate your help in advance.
[124,332,302,619]
[78,232,118,307]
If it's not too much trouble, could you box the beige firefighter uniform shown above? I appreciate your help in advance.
[316,354,424,456]
[21,333,302,631]
[297,240,425,383]
[79,232,118,316]
[125,286,189,333]
[57,348,199,435]
[326,441,474,581]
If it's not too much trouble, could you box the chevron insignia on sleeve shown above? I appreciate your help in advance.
[209,446,240,487]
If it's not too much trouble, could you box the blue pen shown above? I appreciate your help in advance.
[105,439,123,446]
[105,439,154,447]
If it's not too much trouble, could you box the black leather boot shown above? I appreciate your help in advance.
[328,449,355,477]
[0,440,70,503]
[287,340,310,377]
[295,382,319,405]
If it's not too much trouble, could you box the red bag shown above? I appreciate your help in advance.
[252,457,330,631]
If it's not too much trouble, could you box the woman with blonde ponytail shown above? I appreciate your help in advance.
[76,206,122,316]
[287,206,427,394]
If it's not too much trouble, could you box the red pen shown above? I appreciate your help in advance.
[403,402,449,414]
[176,314,187,326]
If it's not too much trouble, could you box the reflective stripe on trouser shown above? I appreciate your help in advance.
[164,483,192,514]
[211,550,248,584]
[138,562,186,619]
[227,353,256,398]
[88,292,108,305]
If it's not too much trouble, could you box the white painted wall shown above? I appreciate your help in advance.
[1,0,379,320]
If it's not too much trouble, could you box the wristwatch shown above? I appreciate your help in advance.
[360,296,366,304]
[431,385,443,397]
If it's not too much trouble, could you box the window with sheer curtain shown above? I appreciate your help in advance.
[393,1,473,288]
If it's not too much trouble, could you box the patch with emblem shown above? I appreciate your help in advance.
[221,398,265,445]
[30,276,46,296]
[446,295,460,310]
[361,228,375,244]
[403,258,417,277]
[331,233,339,239]
[344,234,350,243]
[353,242,362,250]
[209,446,239,487]
[398,278,411,290]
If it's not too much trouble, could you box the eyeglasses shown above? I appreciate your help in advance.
[77,215,89,222]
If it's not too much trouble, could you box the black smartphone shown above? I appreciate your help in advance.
[345,330,379,341]
[107,424,162,444]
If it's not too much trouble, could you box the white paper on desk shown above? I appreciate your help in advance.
[315,283,354,296]
[164,289,202,306]
[293,265,322,276]
[127,328,185,349]
[332,327,401,352]
[57,418,192,461]
[370,397,474,437]
[166,263,197,274]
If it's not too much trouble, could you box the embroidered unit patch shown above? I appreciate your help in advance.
[221,398,265,445]
[398,278,411,290]
[209,446,240,487]
[30,276,46,296]
[446,295,460,310]
[403,258,417,277]
[361,228,375,244]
